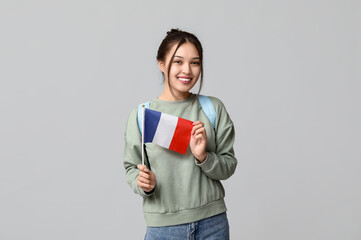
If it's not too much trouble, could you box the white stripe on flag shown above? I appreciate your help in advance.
[152,113,178,149]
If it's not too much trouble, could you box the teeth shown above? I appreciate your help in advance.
[178,77,191,82]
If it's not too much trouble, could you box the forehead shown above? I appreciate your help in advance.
[169,42,199,58]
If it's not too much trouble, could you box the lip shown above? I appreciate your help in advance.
[177,76,192,84]
[177,76,191,79]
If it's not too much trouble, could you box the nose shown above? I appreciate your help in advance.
[182,63,191,74]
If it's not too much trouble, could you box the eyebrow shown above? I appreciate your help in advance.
[174,55,200,60]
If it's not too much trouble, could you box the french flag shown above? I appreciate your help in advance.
[143,108,193,154]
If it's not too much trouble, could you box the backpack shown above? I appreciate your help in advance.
[137,95,216,133]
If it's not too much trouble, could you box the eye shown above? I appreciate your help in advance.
[174,60,182,64]
[192,61,200,65]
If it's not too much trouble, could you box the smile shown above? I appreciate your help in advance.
[177,77,192,83]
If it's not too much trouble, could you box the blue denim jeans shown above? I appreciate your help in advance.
[145,212,229,240]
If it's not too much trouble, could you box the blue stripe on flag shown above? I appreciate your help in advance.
[144,108,161,143]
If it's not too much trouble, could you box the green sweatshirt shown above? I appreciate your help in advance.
[123,94,237,227]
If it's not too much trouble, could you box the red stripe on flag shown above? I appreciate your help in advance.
[169,117,194,154]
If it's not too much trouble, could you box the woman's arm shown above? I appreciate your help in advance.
[123,108,156,197]
[194,97,238,180]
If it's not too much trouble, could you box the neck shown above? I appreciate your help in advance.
[158,89,191,101]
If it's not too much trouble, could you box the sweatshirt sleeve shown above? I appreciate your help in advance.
[195,97,238,180]
[123,108,155,197]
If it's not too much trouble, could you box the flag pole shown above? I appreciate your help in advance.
[141,105,145,166]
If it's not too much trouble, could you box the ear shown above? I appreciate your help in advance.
[158,60,165,73]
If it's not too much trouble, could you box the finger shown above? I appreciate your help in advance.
[192,133,207,144]
[192,124,203,131]
[138,171,150,179]
[193,121,204,126]
[137,177,155,189]
[193,127,206,136]
[137,177,150,186]
[137,180,153,191]
[192,122,204,129]
[193,133,206,142]
[192,124,204,135]
[137,175,150,184]
[137,164,149,173]
[194,126,205,134]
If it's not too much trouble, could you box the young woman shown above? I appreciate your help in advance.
[123,29,237,240]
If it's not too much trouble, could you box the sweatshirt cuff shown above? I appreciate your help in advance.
[195,152,216,171]
[138,185,156,197]
[144,186,156,195]
[195,154,209,166]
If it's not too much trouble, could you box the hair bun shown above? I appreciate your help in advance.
[167,28,181,35]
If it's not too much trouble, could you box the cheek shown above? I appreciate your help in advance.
[193,67,201,77]
[169,65,180,76]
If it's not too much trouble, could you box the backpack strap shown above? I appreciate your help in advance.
[198,95,216,129]
[137,101,150,133]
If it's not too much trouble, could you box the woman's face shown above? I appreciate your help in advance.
[159,42,201,99]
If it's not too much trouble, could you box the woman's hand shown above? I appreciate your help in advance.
[137,164,157,192]
[190,121,207,163]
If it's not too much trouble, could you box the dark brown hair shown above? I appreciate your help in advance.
[156,28,204,101]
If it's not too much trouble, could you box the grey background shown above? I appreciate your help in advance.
[1,0,360,239]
